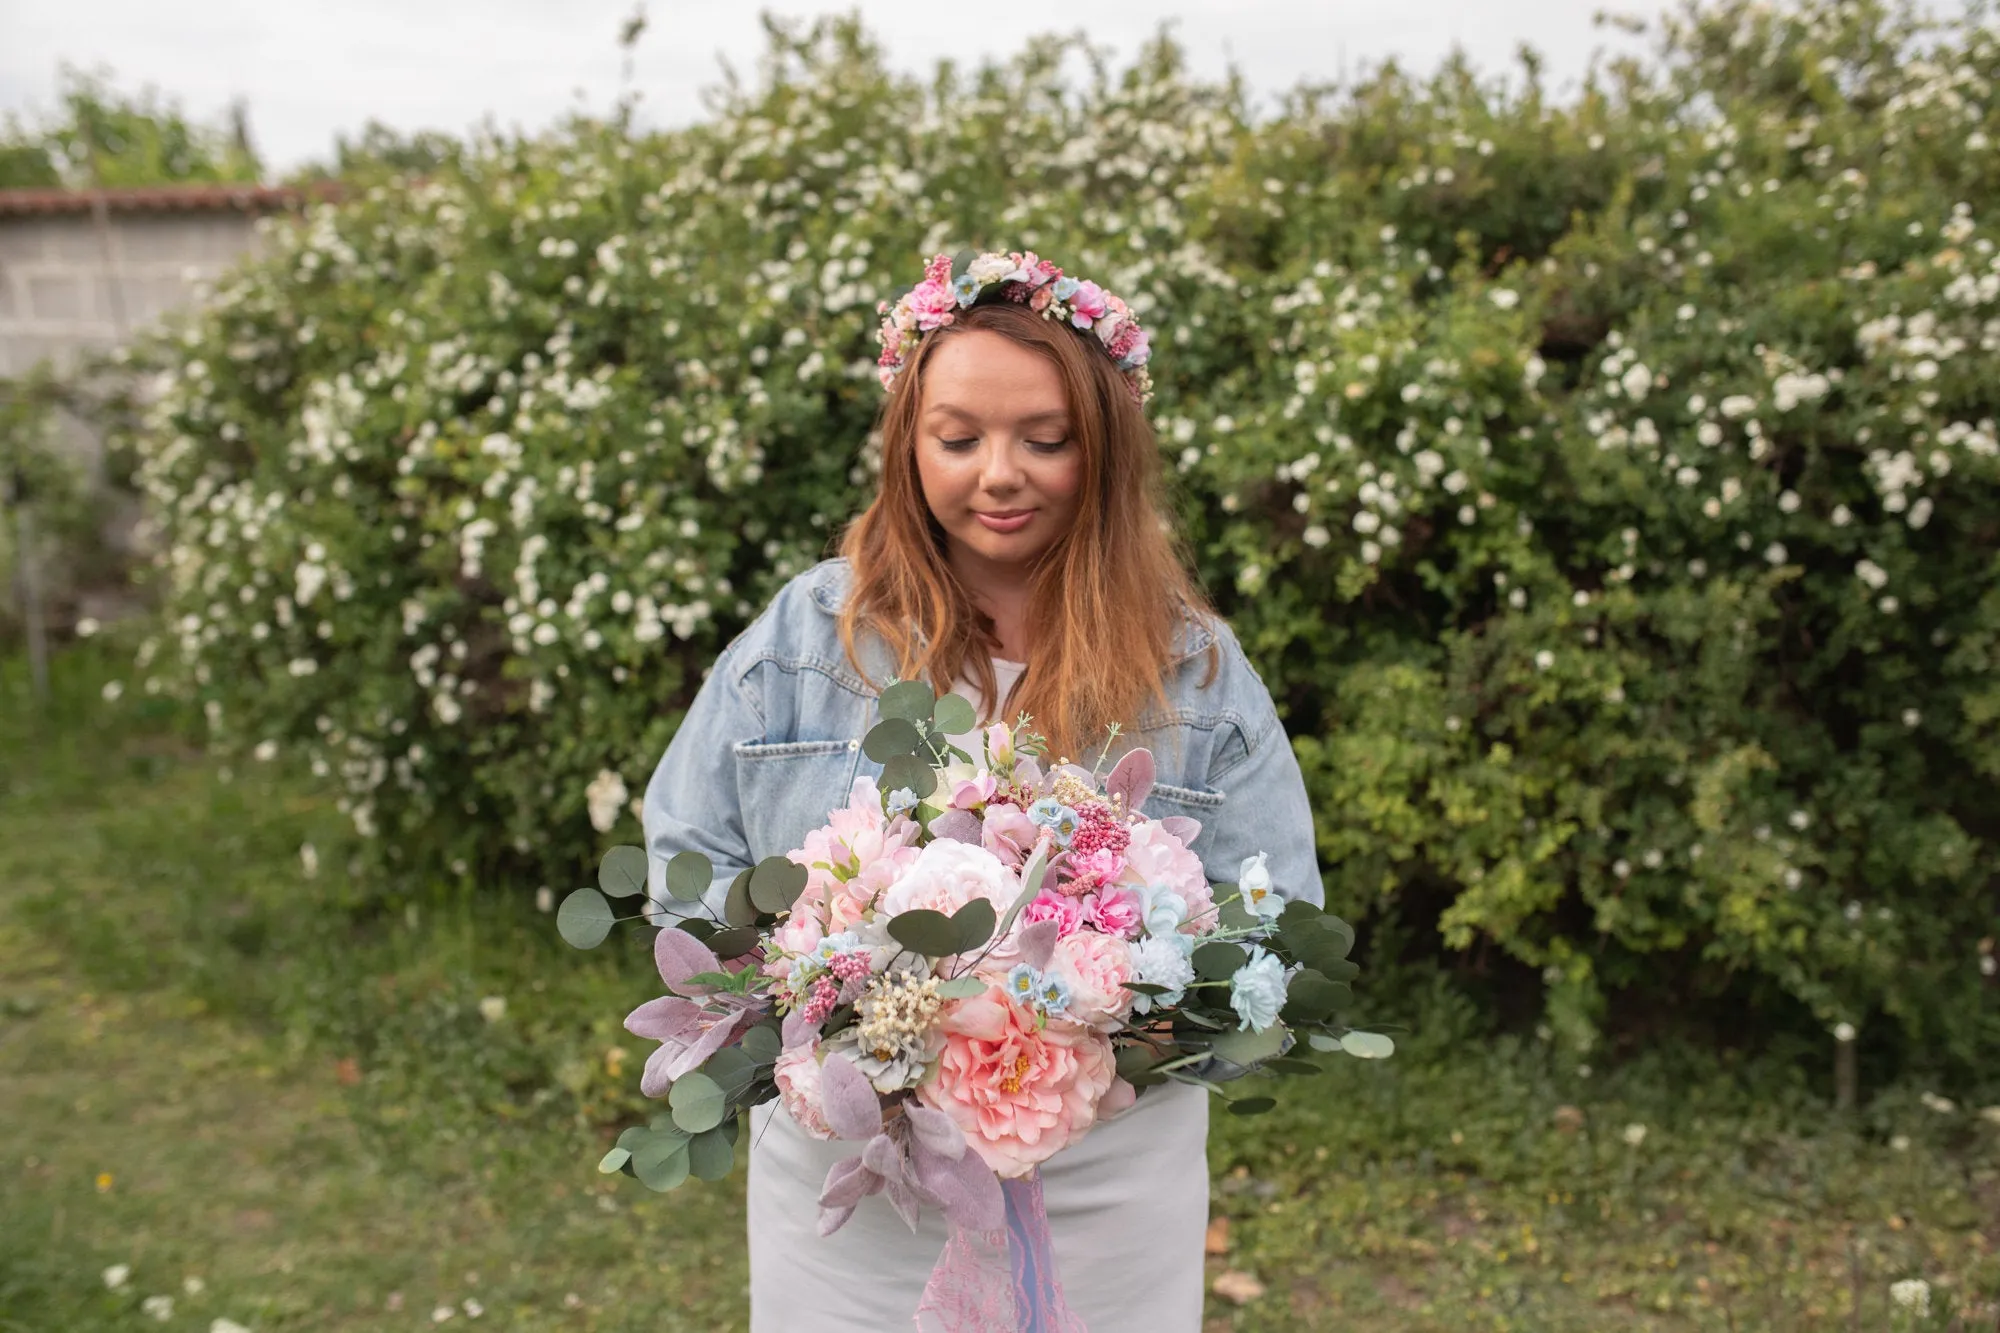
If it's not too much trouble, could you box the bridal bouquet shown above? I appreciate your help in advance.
[561,681,1387,1323]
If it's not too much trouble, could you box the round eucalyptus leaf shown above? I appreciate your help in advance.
[687,1124,736,1181]
[863,718,925,762]
[878,680,936,723]
[951,898,997,953]
[1114,1045,1160,1080]
[723,868,758,927]
[749,857,809,914]
[1192,941,1246,981]
[933,974,987,999]
[1280,970,1344,1024]
[739,1024,781,1065]
[887,908,962,957]
[1227,1096,1278,1116]
[1306,1032,1345,1054]
[669,1072,728,1133]
[930,693,976,736]
[676,917,718,942]
[1208,1021,1289,1068]
[632,1136,690,1191]
[703,1047,757,1099]
[878,753,938,801]
[556,888,615,949]
[597,845,649,898]
[597,1146,632,1174]
[665,850,713,903]
[1340,1031,1395,1060]
[708,925,759,960]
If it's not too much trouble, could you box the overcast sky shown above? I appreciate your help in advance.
[0,1,1673,175]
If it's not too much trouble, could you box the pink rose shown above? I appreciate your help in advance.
[1029,286,1054,312]
[980,802,1042,868]
[878,839,1019,921]
[1020,888,1085,938]
[1120,821,1214,931]
[1069,281,1108,323]
[950,773,999,810]
[773,1043,837,1140]
[765,909,824,978]
[790,778,921,932]
[1084,885,1144,940]
[916,987,1118,1177]
[1049,931,1136,1031]
[1066,847,1127,893]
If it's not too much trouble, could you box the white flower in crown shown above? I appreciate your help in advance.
[875,251,1155,403]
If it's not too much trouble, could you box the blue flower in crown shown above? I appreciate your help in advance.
[952,273,983,307]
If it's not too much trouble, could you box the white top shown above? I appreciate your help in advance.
[944,655,1026,755]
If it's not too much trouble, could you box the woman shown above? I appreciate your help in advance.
[641,252,1319,1331]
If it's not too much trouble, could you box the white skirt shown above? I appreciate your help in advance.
[746,1080,1210,1331]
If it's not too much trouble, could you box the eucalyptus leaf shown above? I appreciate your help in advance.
[994,849,1047,939]
[669,1071,728,1133]
[1226,1096,1278,1116]
[749,856,808,914]
[676,917,718,942]
[1307,1032,1346,1054]
[933,975,988,999]
[1214,887,1258,932]
[864,717,925,761]
[1208,1021,1289,1067]
[1265,1056,1323,1076]
[878,679,936,723]
[1124,982,1171,997]
[723,868,758,927]
[739,1025,781,1064]
[950,898,997,953]
[556,888,614,949]
[1115,1045,1161,1079]
[930,693,976,736]
[887,909,962,957]
[632,1136,691,1191]
[687,1124,736,1181]
[597,844,649,898]
[665,850,713,903]
[878,753,938,801]
[1192,941,1246,981]
[708,925,759,960]
[1340,1031,1395,1060]
[597,1146,632,1174]
[703,1047,757,1100]
[1280,969,1344,1024]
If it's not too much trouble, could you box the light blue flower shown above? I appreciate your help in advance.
[886,787,920,817]
[1027,798,1079,848]
[1005,963,1041,1002]
[1005,962,1072,1017]
[812,931,862,964]
[1229,947,1290,1033]
[1238,852,1282,921]
[1141,884,1188,939]
[953,273,983,307]
[1036,974,1072,1017]
[1129,935,1195,1014]
[1052,276,1082,300]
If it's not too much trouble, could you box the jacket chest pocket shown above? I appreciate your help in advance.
[1140,779,1228,868]
[732,738,863,861]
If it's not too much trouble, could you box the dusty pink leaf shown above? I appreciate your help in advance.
[654,927,723,991]
[818,1052,885,1141]
[1160,815,1202,846]
[1016,918,1059,972]
[931,809,982,843]
[1106,748,1156,812]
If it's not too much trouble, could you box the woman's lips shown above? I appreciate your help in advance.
[974,509,1034,534]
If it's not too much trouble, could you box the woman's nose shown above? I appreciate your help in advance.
[979,441,1025,490]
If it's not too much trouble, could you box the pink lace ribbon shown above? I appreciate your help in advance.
[915,1171,1087,1333]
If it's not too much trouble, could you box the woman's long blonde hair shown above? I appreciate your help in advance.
[838,299,1215,757]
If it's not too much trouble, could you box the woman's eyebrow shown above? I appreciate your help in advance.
[924,404,1071,427]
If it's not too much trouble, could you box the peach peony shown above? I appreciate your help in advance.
[773,1042,837,1140]
[916,985,1118,1177]
[1120,821,1214,931]
[1049,930,1136,1031]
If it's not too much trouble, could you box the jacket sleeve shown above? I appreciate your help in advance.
[640,638,764,924]
[1199,636,1324,908]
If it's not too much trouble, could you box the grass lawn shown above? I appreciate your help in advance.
[2,645,1996,1331]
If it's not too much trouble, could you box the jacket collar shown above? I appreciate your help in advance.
[807,558,1216,664]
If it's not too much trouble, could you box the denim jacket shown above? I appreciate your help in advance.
[640,558,1320,919]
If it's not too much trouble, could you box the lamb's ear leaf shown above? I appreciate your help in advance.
[1106,748,1155,812]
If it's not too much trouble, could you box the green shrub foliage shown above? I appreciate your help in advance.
[130,3,2000,1062]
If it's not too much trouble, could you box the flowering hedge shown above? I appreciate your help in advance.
[128,3,1999,1066]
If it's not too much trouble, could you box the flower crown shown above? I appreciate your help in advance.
[875,251,1154,404]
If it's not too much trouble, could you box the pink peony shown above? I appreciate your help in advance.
[1049,930,1136,1031]
[789,778,921,932]
[916,986,1118,1177]
[773,1043,837,1141]
[877,839,1020,921]
[981,802,1042,868]
[1085,885,1145,940]
[905,280,958,332]
[1120,821,1215,931]
[1020,888,1086,938]
[1064,847,1127,893]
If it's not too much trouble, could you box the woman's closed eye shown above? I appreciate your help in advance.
[938,437,1071,453]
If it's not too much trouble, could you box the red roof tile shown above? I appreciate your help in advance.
[0,181,343,218]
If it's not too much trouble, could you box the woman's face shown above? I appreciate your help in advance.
[914,329,1082,577]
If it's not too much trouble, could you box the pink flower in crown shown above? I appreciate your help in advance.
[1049,930,1137,1031]
[1020,888,1086,938]
[950,773,999,811]
[1028,286,1055,313]
[916,986,1118,1177]
[905,279,959,332]
[980,802,1042,868]
[773,1042,837,1141]
[1106,322,1140,362]
[1120,820,1215,931]
[1120,325,1151,367]
[1085,885,1145,940]
[1068,281,1109,326]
